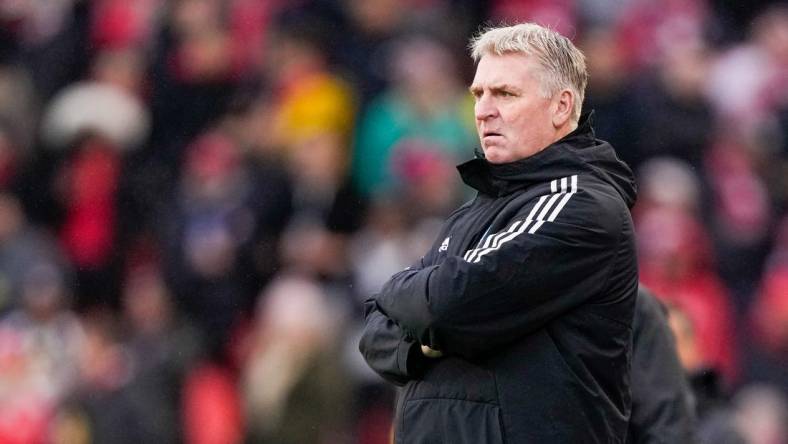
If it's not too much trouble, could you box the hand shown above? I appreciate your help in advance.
[421,344,444,358]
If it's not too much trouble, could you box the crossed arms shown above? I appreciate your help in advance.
[359,201,622,385]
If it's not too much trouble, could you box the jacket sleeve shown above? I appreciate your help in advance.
[374,192,626,358]
[358,257,435,386]
[358,297,428,386]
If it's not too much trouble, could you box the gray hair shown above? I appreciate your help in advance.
[469,23,587,121]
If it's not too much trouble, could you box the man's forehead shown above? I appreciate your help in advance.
[471,52,538,86]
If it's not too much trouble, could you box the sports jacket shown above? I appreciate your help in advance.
[359,113,639,443]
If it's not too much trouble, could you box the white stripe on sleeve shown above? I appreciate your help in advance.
[472,184,565,263]
[547,175,577,222]
[528,177,568,234]
[464,193,549,262]
[471,175,580,263]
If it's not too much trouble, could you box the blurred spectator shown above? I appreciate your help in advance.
[635,158,740,385]
[665,304,746,444]
[335,0,409,103]
[352,35,474,197]
[66,310,138,444]
[637,204,740,383]
[241,275,350,443]
[705,132,774,304]
[578,27,642,168]
[65,286,199,444]
[261,14,356,155]
[281,130,366,282]
[35,66,150,278]
[147,0,246,168]
[633,42,714,170]
[0,259,83,444]
[162,129,291,356]
[116,262,202,443]
[628,287,697,443]
[706,6,788,135]
[0,191,67,313]
[746,217,788,391]
[704,7,788,301]
[33,51,149,259]
[214,98,296,274]
[580,27,641,168]
[255,15,362,286]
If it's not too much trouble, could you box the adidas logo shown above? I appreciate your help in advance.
[439,237,450,252]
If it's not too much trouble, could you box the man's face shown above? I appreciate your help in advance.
[470,52,559,164]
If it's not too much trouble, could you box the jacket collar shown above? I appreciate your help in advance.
[456,111,637,209]
[458,112,598,197]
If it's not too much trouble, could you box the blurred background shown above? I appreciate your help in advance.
[0,0,785,443]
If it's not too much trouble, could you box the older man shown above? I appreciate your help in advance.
[359,23,638,443]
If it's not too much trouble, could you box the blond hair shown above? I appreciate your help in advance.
[470,23,587,122]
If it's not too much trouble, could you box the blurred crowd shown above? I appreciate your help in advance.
[0,0,785,443]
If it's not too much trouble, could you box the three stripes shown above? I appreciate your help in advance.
[463,175,578,264]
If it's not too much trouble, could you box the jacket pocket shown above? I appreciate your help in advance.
[397,398,504,444]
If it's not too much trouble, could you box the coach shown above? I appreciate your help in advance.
[359,23,638,443]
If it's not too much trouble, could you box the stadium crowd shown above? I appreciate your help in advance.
[0,0,785,442]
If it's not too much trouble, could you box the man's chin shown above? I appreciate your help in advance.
[482,147,512,164]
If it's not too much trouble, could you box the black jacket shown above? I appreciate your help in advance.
[628,286,697,443]
[359,114,639,443]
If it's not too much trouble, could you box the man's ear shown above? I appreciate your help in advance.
[552,89,574,128]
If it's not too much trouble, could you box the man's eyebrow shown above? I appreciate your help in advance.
[468,84,521,94]
[492,84,521,92]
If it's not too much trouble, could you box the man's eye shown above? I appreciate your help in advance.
[501,91,514,97]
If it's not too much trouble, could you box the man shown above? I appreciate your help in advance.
[629,286,697,443]
[359,23,638,443]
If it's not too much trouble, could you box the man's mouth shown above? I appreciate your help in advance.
[483,131,502,137]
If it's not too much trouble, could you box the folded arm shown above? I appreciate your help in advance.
[360,294,438,386]
[375,197,623,358]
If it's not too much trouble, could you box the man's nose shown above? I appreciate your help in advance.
[475,95,498,120]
